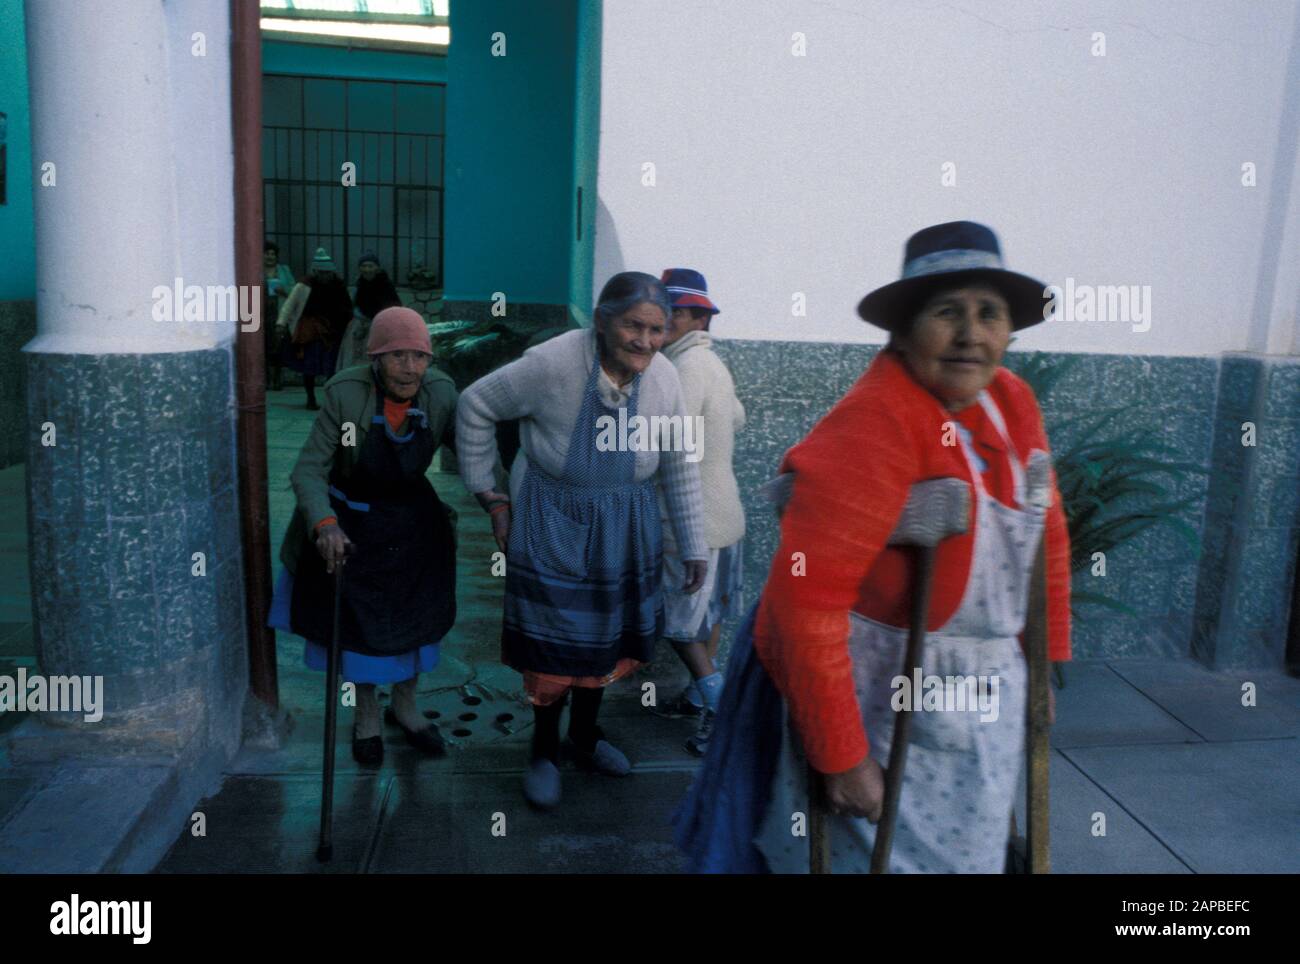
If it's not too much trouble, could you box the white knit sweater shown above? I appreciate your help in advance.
[659,329,747,549]
[456,327,708,561]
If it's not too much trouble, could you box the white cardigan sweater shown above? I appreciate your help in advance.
[659,329,747,549]
[456,327,708,562]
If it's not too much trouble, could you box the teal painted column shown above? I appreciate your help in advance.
[0,1,36,302]
[566,0,602,327]
[444,0,579,314]
[1192,355,1300,668]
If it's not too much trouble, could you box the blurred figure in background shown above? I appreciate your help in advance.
[263,241,295,390]
[339,250,402,373]
[276,247,353,409]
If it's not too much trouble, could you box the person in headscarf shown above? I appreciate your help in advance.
[338,251,403,373]
[276,247,353,409]
[455,272,708,810]
[268,307,460,765]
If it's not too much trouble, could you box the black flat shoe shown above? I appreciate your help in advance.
[384,707,447,757]
[352,726,383,767]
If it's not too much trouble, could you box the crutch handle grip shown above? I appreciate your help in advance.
[887,477,971,547]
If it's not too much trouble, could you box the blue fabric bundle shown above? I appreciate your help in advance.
[672,600,785,873]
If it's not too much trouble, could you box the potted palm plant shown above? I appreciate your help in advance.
[1012,353,1207,680]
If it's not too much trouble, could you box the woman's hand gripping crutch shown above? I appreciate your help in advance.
[808,477,971,874]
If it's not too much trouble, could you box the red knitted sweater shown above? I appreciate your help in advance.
[753,349,1072,774]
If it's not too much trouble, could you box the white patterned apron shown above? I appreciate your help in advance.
[756,392,1051,873]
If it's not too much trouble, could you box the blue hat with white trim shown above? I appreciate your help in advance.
[856,221,1049,331]
[661,268,720,315]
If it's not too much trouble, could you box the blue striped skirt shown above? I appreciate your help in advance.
[501,466,663,677]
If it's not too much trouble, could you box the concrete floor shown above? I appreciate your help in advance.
[3,385,1299,873]
[154,384,703,873]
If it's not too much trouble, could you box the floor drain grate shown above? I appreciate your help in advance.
[406,687,523,744]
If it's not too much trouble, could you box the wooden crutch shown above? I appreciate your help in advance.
[1022,536,1051,873]
[808,477,971,874]
[1007,454,1054,874]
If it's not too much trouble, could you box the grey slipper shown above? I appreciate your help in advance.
[523,758,562,809]
[569,738,631,777]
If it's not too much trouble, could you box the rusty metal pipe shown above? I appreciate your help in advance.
[230,0,278,709]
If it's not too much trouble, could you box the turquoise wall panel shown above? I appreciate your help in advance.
[567,0,601,325]
[262,38,447,84]
[443,0,578,305]
[0,0,35,301]
[709,340,1300,669]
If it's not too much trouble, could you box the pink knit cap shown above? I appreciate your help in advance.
[367,306,432,356]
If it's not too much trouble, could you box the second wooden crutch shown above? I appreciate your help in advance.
[808,477,972,874]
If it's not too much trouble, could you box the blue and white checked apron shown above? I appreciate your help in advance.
[501,354,664,677]
[756,392,1049,873]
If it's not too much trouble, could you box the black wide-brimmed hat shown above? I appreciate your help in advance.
[856,221,1049,332]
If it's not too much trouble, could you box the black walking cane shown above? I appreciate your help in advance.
[317,542,355,863]
[807,477,971,874]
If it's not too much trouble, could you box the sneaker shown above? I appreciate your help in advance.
[567,736,631,776]
[647,689,704,720]
[685,708,716,757]
[523,758,562,809]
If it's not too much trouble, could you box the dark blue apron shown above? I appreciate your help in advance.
[290,370,456,656]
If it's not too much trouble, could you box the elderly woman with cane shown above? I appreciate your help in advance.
[676,221,1072,873]
[269,306,459,766]
[456,272,708,810]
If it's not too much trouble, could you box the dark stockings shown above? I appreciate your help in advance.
[304,374,317,408]
[530,687,606,762]
[568,686,604,753]
[531,694,565,763]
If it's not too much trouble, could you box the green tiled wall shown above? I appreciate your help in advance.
[712,340,1300,668]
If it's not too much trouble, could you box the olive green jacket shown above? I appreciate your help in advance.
[279,363,461,576]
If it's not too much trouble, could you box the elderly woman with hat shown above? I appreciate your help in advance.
[269,306,459,765]
[456,271,709,809]
[676,221,1072,873]
[276,247,354,410]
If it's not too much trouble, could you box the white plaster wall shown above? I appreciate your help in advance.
[23,0,237,354]
[595,0,1300,356]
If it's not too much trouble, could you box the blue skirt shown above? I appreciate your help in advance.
[269,568,440,685]
[672,600,783,873]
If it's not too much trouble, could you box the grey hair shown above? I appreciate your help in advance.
[593,271,672,329]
